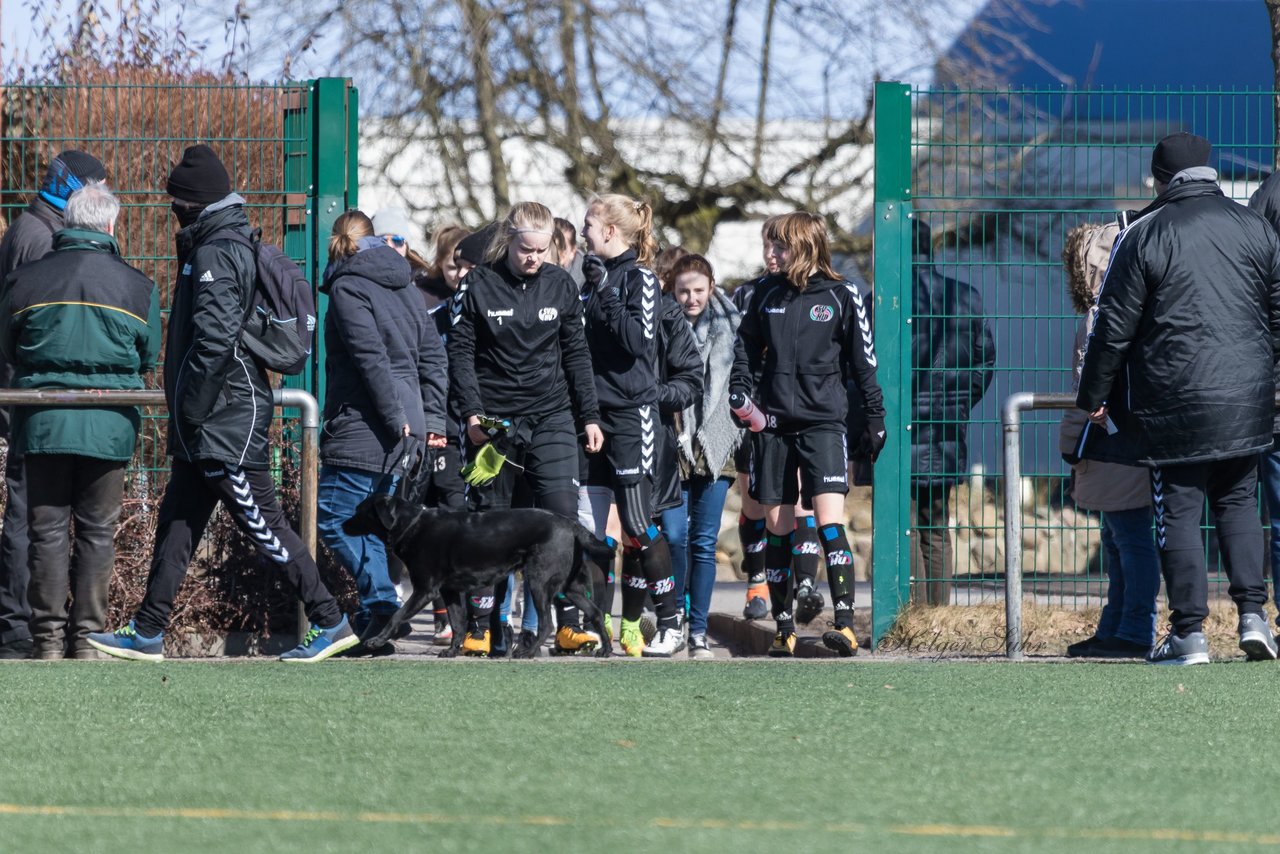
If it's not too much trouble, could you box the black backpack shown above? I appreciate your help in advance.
[218,228,316,375]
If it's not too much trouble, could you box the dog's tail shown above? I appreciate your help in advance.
[574,523,618,565]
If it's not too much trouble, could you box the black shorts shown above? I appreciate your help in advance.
[588,406,657,488]
[748,428,849,506]
[733,439,753,475]
[463,410,580,511]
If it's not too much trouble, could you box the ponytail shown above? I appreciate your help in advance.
[329,210,374,263]
[590,193,658,268]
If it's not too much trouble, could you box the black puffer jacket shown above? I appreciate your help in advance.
[1247,170,1280,434]
[165,196,273,468]
[1078,177,1280,466]
[320,241,447,473]
[910,259,996,485]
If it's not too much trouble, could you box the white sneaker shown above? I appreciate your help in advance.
[643,625,686,657]
[687,633,713,660]
[432,624,454,646]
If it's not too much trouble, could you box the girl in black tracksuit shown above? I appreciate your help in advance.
[448,202,604,656]
[580,194,686,657]
[730,211,885,657]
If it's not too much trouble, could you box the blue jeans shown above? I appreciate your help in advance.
[683,475,732,636]
[1094,505,1161,645]
[497,572,538,632]
[1261,446,1280,619]
[317,465,399,621]
[661,493,690,606]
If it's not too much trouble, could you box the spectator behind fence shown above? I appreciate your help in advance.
[1077,132,1280,666]
[315,210,447,653]
[1058,220,1158,659]
[1245,169,1280,633]
[908,220,996,605]
[670,254,744,659]
[89,144,360,663]
[0,183,159,660]
[0,149,107,660]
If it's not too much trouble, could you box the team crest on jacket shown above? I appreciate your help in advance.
[538,307,558,321]
[809,305,834,322]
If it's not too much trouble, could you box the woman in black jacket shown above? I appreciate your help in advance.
[449,201,604,656]
[731,211,885,658]
[316,211,447,648]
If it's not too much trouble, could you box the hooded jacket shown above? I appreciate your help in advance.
[320,240,447,473]
[1077,174,1280,466]
[0,228,160,460]
[448,258,600,426]
[583,249,660,409]
[1247,169,1280,435]
[164,195,273,468]
[731,273,883,431]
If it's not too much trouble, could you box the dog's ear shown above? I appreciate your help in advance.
[374,494,399,533]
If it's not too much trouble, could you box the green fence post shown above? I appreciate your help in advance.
[871,81,913,646]
[282,85,314,395]
[310,77,359,406]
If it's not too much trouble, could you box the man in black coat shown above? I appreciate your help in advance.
[0,150,106,659]
[1077,132,1280,665]
[89,145,359,663]
[909,221,995,606]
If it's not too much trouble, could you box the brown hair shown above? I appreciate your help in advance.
[666,252,714,293]
[328,210,374,263]
[589,193,659,268]
[428,224,469,278]
[486,201,556,264]
[761,211,842,291]
[654,245,689,292]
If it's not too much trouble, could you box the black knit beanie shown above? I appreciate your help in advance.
[38,150,107,210]
[1151,132,1211,184]
[166,145,232,205]
[456,222,500,265]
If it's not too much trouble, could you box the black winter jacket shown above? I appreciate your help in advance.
[655,295,703,415]
[165,196,274,468]
[0,197,63,438]
[583,249,660,409]
[320,242,447,473]
[731,274,884,432]
[1247,170,1280,434]
[910,260,996,485]
[1078,178,1280,466]
[448,259,600,426]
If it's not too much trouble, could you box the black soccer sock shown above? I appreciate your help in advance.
[739,514,767,586]
[620,547,646,622]
[792,515,820,589]
[468,586,495,633]
[590,536,618,615]
[489,574,510,636]
[765,532,794,632]
[639,535,679,629]
[820,523,856,629]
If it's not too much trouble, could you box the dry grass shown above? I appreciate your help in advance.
[881,600,1277,659]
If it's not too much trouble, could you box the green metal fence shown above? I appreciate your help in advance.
[0,77,359,480]
[871,81,1277,640]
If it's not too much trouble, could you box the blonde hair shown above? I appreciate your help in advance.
[486,202,556,264]
[329,210,374,263]
[428,224,469,278]
[1062,221,1121,314]
[761,211,842,291]
[589,193,658,268]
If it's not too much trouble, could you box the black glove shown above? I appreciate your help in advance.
[581,254,608,294]
[857,417,887,463]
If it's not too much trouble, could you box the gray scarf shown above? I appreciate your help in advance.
[678,288,743,475]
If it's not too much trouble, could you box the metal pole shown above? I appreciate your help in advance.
[1001,392,1033,660]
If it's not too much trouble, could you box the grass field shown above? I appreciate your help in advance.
[2,659,1277,853]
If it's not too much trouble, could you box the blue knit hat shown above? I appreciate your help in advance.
[38,150,107,210]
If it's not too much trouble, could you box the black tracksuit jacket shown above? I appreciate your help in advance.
[731,273,883,432]
[583,249,660,410]
[447,259,600,426]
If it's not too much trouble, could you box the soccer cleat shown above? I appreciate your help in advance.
[768,630,796,658]
[643,625,686,657]
[461,628,491,657]
[687,633,713,660]
[639,612,658,644]
[554,625,601,655]
[280,616,360,662]
[602,613,614,642]
[433,623,454,646]
[822,624,859,657]
[743,583,769,620]
[1146,631,1210,665]
[87,621,164,662]
[1237,613,1278,661]
[794,579,825,625]
[619,618,645,657]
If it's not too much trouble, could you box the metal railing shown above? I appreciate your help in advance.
[1001,390,1280,659]
[0,387,320,638]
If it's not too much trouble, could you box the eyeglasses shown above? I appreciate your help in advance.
[383,235,406,247]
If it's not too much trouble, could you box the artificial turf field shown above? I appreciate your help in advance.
[1,660,1275,853]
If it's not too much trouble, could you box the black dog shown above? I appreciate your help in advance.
[343,494,614,658]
